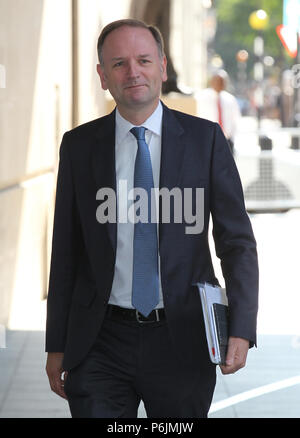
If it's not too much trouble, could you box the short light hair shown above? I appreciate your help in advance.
[97,18,165,66]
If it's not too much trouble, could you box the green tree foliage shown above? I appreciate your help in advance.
[213,0,289,81]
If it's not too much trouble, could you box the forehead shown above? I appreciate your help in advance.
[102,25,159,58]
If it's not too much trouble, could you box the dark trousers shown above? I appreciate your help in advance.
[64,312,216,418]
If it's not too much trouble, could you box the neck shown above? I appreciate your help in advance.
[117,99,160,125]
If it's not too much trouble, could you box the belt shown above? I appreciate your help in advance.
[106,304,165,323]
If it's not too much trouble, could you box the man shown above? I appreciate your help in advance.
[197,70,241,154]
[46,19,258,418]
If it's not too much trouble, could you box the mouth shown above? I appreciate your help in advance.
[124,84,147,90]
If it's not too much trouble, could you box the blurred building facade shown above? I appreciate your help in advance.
[0,0,207,328]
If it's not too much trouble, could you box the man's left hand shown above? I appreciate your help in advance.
[220,336,249,375]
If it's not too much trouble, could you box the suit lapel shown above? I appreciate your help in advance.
[159,104,186,249]
[159,104,185,190]
[91,110,117,254]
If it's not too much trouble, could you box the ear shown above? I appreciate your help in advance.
[161,55,168,83]
[96,64,108,90]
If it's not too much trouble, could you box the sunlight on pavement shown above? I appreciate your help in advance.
[210,375,300,413]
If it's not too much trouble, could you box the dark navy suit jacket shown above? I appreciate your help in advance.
[46,103,259,372]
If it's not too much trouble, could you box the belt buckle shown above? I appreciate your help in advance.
[135,309,160,323]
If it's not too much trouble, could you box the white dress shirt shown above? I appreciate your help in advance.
[108,101,164,309]
[196,88,241,140]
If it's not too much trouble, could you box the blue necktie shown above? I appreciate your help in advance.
[130,126,159,317]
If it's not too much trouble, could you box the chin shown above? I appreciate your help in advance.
[127,94,152,105]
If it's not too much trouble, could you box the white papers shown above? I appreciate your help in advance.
[196,282,228,364]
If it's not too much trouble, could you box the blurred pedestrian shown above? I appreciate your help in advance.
[197,70,241,154]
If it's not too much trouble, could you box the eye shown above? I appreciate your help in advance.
[113,61,124,68]
[140,59,151,64]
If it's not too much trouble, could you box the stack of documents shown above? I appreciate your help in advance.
[195,282,229,365]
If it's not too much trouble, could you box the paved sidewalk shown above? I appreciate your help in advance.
[0,329,69,418]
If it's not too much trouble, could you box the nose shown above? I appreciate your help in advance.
[127,60,140,79]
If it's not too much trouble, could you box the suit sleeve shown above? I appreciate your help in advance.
[45,133,82,352]
[210,124,259,346]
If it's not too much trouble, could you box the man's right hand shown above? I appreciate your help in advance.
[46,352,68,399]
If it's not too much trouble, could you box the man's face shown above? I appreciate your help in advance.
[97,26,167,115]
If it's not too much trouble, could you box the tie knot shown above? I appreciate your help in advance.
[130,126,146,141]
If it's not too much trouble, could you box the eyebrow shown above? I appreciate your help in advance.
[111,54,152,61]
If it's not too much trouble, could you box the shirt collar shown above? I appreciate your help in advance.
[115,101,163,144]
